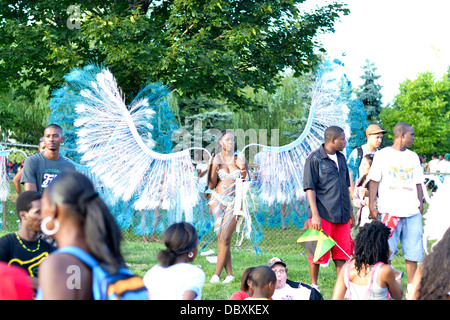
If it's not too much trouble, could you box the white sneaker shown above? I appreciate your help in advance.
[209,275,220,283]
[222,275,235,284]
[311,284,320,292]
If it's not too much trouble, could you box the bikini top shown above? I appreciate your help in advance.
[218,169,241,181]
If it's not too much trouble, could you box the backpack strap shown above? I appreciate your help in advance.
[356,146,363,169]
[357,146,363,159]
[55,246,100,269]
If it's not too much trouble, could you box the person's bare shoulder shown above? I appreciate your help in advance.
[39,252,92,299]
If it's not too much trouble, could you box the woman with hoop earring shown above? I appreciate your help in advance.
[37,170,127,299]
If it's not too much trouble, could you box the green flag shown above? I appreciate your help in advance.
[297,228,336,262]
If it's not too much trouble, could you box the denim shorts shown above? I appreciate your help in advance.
[383,213,423,262]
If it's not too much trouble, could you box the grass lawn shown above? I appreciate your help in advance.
[122,231,412,300]
[1,181,431,300]
[91,199,433,300]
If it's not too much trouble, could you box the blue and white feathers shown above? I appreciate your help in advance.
[240,58,352,206]
[67,64,206,222]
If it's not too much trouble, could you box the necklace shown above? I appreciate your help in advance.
[15,232,40,253]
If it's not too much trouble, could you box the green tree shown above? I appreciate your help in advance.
[0,83,51,144]
[379,71,450,155]
[356,59,383,123]
[0,0,349,109]
[168,71,313,157]
[254,70,313,145]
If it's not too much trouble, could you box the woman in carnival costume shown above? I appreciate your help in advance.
[207,130,249,284]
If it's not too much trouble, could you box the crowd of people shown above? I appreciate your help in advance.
[0,122,448,301]
[423,151,450,175]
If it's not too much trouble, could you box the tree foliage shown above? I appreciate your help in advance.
[168,71,313,155]
[379,70,450,155]
[356,59,383,123]
[0,0,349,109]
[0,83,51,144]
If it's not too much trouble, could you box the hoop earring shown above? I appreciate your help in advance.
[41,217,60,236]
[188,252,194,259]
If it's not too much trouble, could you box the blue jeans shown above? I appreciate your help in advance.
[383,213,423,262]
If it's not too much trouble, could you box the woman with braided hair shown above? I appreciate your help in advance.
[143,222,205,300]
[332,221,404,300]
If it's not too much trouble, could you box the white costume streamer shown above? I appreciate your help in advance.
[0,150,10,202]
[234,178,254,245]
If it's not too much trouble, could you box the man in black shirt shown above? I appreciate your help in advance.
[0,191,56,293]
[303,126,354,292]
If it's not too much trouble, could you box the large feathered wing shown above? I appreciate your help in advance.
[72,65,208,219]
[240,58,352,206]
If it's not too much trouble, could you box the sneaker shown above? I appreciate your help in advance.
[222,275,235,284]
[311,284,320,292]
[209,275,220,283]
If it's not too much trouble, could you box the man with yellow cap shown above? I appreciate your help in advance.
[347,124,387,229]
[347,124,387,194]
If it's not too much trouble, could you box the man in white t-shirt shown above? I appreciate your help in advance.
[367,122,424,294]
[426,152,440,173]
[437,154,450,174]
